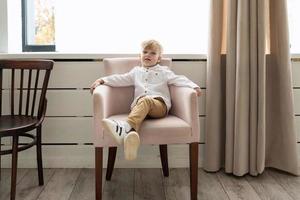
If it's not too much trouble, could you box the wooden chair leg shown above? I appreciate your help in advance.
[106,147,117,180]
[36,125,44,185]
[159,144,169,177]
[0,137,2,181]
[95,147,103,200]
[11,135,19,200]
[189,142,198,200]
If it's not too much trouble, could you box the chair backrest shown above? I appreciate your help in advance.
[0,60,53,118]
[103,57,172,75]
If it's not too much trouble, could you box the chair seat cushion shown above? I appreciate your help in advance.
[0,115,38,134]
[103,114,192,145]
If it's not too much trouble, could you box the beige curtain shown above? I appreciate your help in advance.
[204,0,299,176]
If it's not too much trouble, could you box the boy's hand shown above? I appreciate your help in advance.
[194,87,201,96]
[90,79,104,94]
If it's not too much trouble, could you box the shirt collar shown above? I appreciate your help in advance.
[143,64,160,70]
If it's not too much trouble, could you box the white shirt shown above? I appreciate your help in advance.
[102,64,200,111]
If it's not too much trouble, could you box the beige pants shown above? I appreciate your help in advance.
[127,96,167,131]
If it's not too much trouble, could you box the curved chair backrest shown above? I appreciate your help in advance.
[103,57,172,76]
[0,60,54,118]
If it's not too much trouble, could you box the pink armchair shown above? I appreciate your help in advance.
[93,57,200,200]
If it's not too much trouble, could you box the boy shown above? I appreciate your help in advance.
[90,40,201,160]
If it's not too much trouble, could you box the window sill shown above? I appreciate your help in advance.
[0,53,207,60]
[0,53,299,61]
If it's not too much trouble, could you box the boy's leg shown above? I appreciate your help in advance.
[124,96,166,160]
[127,97,167,131]
[148,97,167,118]
[124,97,150,160]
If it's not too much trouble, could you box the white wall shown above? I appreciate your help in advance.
[0,0,22,53]
[7,0,22,52]
[0,0,8,52]
[1,60,206,168]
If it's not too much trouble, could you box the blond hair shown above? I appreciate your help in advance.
[141,40,163,55]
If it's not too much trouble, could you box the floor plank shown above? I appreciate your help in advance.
[134,168,165,200]
[245,170,293,200]
[15,169,55,200]
[217,171,261,200]
[163,168,190,200]
[103,168,134,200]
[68,168,107,200]
[268,168,300,200]
[0,168,298,200]
[68,169,95,200]
[0,168,28,200]
[37,168,81,200]
[198,169,230,200]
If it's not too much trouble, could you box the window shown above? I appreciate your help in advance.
[287,0,300,53]
[22,0,55,52]
[22,0,209,54]
[16,0,300,54]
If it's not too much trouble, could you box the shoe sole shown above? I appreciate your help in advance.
[124,132,140,160]
[102,119,122,145]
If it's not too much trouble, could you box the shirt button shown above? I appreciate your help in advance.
[145,91,147,93]
[145,78,148,81]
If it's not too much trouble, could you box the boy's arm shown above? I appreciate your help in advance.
[166,69,200,89]
[102,67,136,87]
[90,67,135,94]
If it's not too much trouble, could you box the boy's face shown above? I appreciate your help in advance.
[140,47,161,67]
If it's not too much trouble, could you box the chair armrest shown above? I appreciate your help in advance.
[169,86,200,141]
[93,85,134,146]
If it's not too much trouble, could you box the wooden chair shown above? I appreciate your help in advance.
[0,60,53,200]
[93,58,200,200]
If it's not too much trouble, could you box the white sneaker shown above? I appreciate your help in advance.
[102,119,131,144]
[124,131,140,160]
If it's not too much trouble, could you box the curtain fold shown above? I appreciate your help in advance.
[204,0,299,176]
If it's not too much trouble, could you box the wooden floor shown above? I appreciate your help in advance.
[0,168,299,200]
